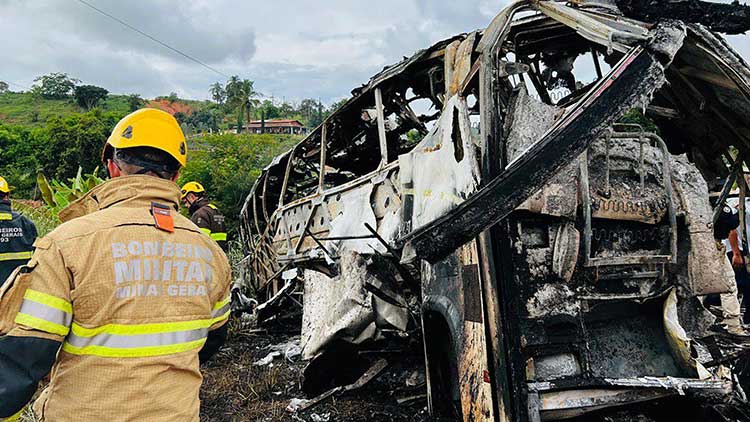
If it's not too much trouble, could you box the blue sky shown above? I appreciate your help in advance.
[1,0,748,105]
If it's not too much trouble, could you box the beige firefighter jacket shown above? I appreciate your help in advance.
[0,175,232,422]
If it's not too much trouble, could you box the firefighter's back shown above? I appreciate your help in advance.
[28,179,230,422]
[0,205,37,285]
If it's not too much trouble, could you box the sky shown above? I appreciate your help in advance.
[1,0,749,105]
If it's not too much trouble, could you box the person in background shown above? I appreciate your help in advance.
[181,181,228,252]
[712,189,748,327]
[0,176,37,286]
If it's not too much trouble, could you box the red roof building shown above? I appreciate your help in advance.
[241,119,309,135]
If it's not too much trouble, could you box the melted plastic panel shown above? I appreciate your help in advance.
[398,95,481,231]
[301,252,408,359]
[325,185,380,257]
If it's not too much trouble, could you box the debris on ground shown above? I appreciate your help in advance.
[200,320,436,422]
[253,336,302,366]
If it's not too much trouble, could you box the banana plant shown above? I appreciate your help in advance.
[37,167,105,215]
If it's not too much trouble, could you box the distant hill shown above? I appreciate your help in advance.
[0,92,215,127]
[0,92,131,126]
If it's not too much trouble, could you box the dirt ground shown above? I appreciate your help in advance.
[200,317,436,422]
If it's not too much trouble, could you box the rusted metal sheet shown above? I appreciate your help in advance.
[456,243,495,421]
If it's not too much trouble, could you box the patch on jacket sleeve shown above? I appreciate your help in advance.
[33,237,53,250]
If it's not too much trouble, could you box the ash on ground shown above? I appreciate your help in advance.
[200,318,439,422]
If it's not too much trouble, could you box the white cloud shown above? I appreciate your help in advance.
[0,0,748,105]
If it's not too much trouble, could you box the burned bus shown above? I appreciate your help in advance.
[238,1,750,420]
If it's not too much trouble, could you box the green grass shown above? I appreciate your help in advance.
[0,92,131,126]
[12,200,60,237]
[0,92,222,128]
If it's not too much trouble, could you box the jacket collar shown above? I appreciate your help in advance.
[59,175,181,223]
[0,200,10,213]
[188,196,210,215]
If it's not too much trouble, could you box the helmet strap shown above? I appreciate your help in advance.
[114,149,176,180]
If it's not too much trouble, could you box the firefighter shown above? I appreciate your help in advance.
[0,108,232,422]
[181,181,228,251]
[0,176,37,286]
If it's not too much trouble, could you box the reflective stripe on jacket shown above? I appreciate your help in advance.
[0,176,231,422]
[0,200,37,286]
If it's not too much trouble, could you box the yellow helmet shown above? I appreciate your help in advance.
[0,176,9,194]
[102,108,187,167]
[180,181,206,199]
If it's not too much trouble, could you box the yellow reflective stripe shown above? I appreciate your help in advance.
[211,309,230,326]
[211,296,231,325]
[211,232,227,241]
[15,290,72,335]
[62,338,207,358]
[207,204,218,210]
[65,318,214,358]
[1,406,25,422]
[214,296,231,311]
[70,319,215,337]
[0,213,12,221]
[15,313,70,336]
[24,289,72,314]
[199,227,212,235]
[0,251,33,262]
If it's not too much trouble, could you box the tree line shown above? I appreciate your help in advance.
[0,110,122,196]
[1,72,348,134]
[0,72,349,234]
[0,111,297,235]
[15,72,145,112]
[207,77,346,132]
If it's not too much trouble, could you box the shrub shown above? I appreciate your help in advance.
[178,133,299,236]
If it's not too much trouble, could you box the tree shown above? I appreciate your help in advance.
[155,92,180,103]
[298,98,325,127]
[40,110,119,181]
[621,109,658,133]
[74,85,109,110]
[189,109,219,132]
[225,76,243,130]
[209,82,226,105]
[0,123,44,197]
[226,77,260,133]
[126,94,145,112]
[174,112,188,125]
[0,81,8,94]
[278,101,297,118]
[178,132,298,235]
[329,98,349,114]
[256,100,280,120]
[31,72,79,99]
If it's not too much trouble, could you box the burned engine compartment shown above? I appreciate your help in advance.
[237,1,750,421]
